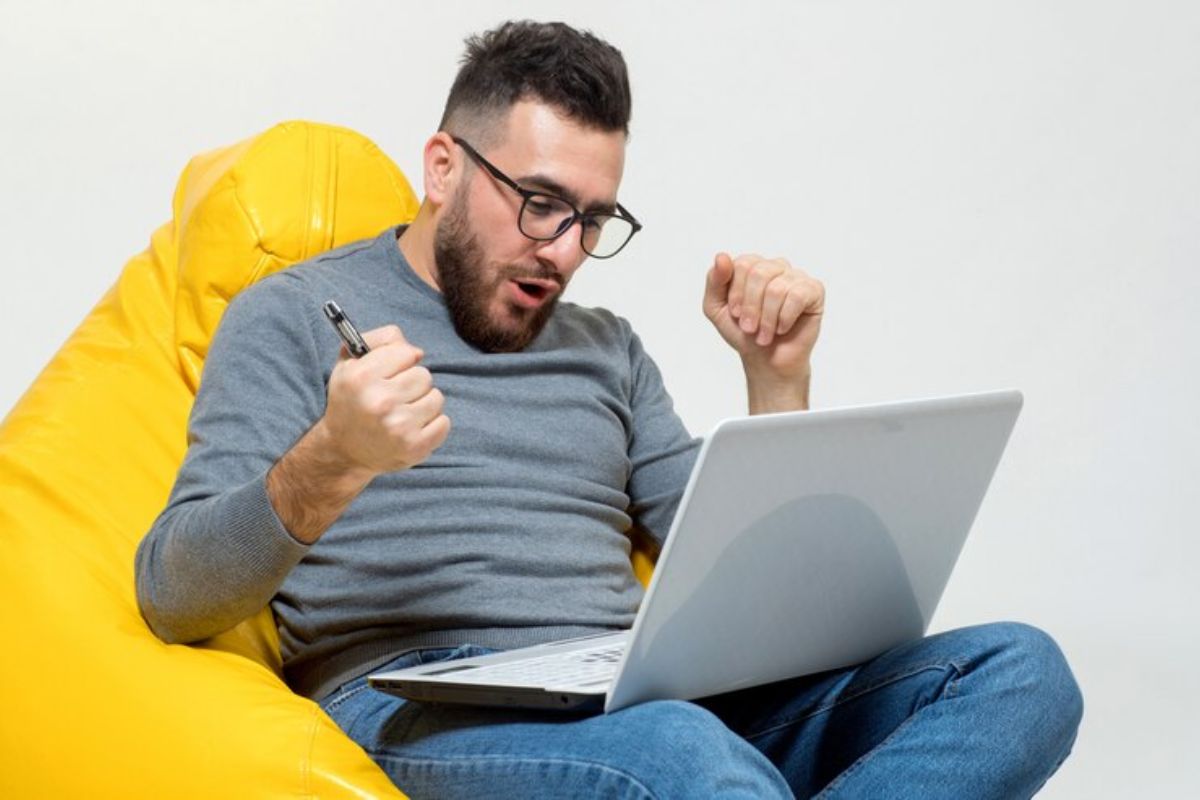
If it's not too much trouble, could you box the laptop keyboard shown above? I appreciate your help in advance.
[462,643,626,689]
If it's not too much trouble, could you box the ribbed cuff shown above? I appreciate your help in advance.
[214,472,312,579]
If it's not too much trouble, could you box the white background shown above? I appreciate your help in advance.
[2,1,1197,796]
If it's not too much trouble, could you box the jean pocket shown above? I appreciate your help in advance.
[416,644,494,666]
[321,681,372,716]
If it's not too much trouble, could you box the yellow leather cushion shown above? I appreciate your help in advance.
[0,121,417,798]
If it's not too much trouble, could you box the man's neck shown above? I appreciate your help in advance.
[397,205,442,293]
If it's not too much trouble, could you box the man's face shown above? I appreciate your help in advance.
[433,101,626,352]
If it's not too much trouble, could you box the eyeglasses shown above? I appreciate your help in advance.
[451,136,642,259]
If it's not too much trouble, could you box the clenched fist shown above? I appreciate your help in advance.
[703,252,825,413]
[322,324,452,475]
[266,323,451,544]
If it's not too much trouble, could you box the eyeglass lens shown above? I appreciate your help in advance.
[519,194,634,258]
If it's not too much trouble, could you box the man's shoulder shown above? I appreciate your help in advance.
[293,230,389,273]
[235,229,391,308]
[272,229,390,286]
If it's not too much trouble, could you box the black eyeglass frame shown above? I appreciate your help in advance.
[450,135,643,259]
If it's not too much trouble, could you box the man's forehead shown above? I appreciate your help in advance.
[493,101,626,208]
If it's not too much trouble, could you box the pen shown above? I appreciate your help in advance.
[322,300,370,358]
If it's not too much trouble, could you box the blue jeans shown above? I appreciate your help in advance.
[319,622,1082,799]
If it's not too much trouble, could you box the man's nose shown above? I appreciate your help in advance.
[533,220,589,279]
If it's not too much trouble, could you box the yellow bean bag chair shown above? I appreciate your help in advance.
[0,120,657,798]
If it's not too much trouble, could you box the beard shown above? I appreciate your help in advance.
[433,189,563,353]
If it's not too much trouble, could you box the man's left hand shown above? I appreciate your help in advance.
[703,252,825,387]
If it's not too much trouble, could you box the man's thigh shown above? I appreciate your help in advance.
[321,646,792,800]
[699,621,1081,798]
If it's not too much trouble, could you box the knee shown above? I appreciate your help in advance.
[992,623,1082,701]
[979,622,1084,743]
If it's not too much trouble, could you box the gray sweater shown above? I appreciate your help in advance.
[135,226,700,701]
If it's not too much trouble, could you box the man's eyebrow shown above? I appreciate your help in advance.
[516,172,617,214]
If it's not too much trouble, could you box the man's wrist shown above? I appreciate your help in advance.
[744,366,812,415]
[266,419,376,544]
[305,419,379,488]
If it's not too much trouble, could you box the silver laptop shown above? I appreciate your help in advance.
[369,389,1023,714]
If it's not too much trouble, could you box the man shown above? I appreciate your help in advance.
[137,20,1082,798]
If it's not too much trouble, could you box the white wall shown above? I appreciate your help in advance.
[3,1,1197,795]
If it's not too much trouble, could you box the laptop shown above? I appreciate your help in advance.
[369,389,1023,714]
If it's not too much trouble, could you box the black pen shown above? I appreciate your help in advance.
[322,300,370,358]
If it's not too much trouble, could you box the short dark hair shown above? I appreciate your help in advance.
[439,20,632,144]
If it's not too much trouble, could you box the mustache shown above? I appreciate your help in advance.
[501,265,564,289]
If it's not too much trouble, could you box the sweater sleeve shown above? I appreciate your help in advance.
[624,325,702,548]
[134,276,325,644]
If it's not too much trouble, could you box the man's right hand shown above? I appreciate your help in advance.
[321,324,452,476]
[266,324,451,545]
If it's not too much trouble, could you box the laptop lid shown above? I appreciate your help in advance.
[603,389,1022,711]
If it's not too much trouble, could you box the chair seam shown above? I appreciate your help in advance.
[302,702,322,799]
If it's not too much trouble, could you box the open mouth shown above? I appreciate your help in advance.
[516,280,549,300]
[509,277,559,308]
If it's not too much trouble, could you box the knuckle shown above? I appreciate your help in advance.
[365,390,395,418]
[409,366,433,389]
[354,375,377,397]
[391,414,418,440]
[752,265,783,286]
[341,364,368,391]
[328,366,350,392]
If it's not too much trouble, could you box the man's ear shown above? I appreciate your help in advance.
[423,131,459,207]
